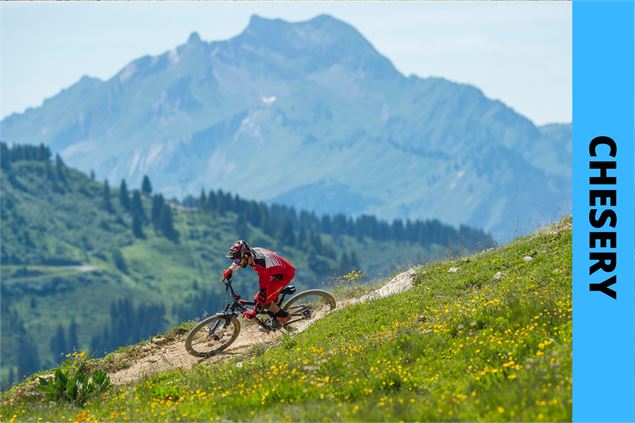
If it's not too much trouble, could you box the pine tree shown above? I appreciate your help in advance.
[354,218,365,240]
[119,179,130,211]
[49,324,66,364]
[112,249,128,273]
[339,252,351,273]
[55,154,66,183]
[151,194,164,227]
[230,193,240,213]
[322,243,337,260]
[101,327,111,352]
[17,334,40,381]
[68,319,79,352]
[299,210,312,230]
[333,214,347,238]
[90,170,96,180]
[131,191,146,222]
[298,226,307,247]
[235,215,250,239]
[103,180,114,213]
[8,368,15,387]
[260,206,274,236]
[321,215,332,234]
[350,250,360,269]
[199,189,207,210]
[141,175,153,195]
[38,143,51,161]
[280,219,296,246]
[246,201,261,226]
[405,220,415,242]
[392,219,405,239]
[90,334,100,357]
[216,190,226,214]
[346,216,355,237]
[0,142,10,170]
[132,213,145,238]
[207,190,217,211]
[45,159,54,180]
[308,248,331,275]
[309,230,323,254]
[159,204,177,241]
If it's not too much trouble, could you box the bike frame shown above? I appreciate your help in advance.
[219,279,294,332]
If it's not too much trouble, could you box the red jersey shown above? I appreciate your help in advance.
[249,247,296,289]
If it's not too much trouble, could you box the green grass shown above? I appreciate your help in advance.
[1,218,572,422]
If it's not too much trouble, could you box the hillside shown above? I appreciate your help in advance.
[0,144,492,389]
[0,15,571,241]
[0,218,572,421]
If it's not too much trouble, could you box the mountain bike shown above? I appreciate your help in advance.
[184,278,336,357]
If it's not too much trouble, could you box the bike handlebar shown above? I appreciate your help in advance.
[222,278,242,301]
[219,277,270,315]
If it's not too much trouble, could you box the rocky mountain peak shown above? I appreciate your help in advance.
[241,14,368,50]
[234,14,398,79]
[186,31,203,46]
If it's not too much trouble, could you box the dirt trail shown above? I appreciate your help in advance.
[109,321,281,385]
[109,268,419,386]
[5,265,99,284]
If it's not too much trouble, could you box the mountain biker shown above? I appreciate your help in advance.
[222,240,295,327]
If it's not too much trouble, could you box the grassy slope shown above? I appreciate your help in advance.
[1,218,571,422]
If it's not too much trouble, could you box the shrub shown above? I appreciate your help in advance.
[111,249,128,274]
[329,269,371,299]
[36,354,110,406]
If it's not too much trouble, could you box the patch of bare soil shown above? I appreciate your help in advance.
[537,217,572,236]
[109,320,281,385]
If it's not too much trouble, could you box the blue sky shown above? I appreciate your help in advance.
[0,1,571,125]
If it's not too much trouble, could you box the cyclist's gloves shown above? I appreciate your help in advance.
[255,288,267,308]
[222,268,233,281]
[243,309,257,319]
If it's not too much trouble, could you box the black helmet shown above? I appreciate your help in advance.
[226,240,251,261]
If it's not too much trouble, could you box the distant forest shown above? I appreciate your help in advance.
[183,186,492,254]
[2,142,494,254]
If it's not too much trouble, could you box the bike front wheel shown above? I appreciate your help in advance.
[281,289,336,331]
[185,315,241,357]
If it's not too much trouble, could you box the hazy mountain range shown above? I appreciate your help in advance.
[0,14,571,241]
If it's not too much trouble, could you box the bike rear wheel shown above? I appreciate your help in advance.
[185,315,241,357]
[281,289,336,331]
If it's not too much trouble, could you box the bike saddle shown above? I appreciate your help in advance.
[280,285,296,295]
